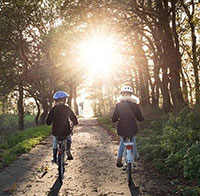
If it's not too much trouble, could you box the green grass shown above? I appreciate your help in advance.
[24,115,36,122]
[0,114,36,133]
[0,125,51,167]
[98,116,116,133]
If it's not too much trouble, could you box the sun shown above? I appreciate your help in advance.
[79,35,122,76]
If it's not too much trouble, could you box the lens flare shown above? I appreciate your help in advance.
[79,35,122,76]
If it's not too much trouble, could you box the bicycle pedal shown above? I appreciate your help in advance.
[122,167,126,171]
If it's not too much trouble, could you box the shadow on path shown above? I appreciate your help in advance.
[129,179,140,196]
[0,138,52,196]
[47,177,62,196]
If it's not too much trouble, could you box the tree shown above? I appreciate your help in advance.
[180,0,200,103]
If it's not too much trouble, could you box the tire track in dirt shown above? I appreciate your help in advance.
[0,118,172,196]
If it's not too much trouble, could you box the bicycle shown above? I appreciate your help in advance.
[56,136,68,184]
[55,125,74,183]
[122,137,135,186]
[122,137,140,196]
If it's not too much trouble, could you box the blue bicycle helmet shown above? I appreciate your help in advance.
[53,91,69,100]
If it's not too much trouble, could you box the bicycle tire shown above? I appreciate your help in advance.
[127,162,132,186]
[58,153,64,183]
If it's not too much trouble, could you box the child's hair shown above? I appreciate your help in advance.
[54,99,66,106]
[121,92,132,97]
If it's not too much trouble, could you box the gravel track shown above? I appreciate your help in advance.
[0,118,172,196]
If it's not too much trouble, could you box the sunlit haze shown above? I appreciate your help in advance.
[79,35,122,77]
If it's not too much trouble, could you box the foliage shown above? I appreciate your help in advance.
[98,104,200,194]
[178,185,200,196]
[0,0,89,123]
[136,105,200,194]
[24,115,35,122]
[1,0,200,124]
[139,106,200,177]
[0,125,51,167]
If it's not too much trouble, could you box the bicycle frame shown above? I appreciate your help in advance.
[56,138,67,184]
[122,138,135,186]
[124,142,134,164]
[57,139,65,156]
[123,138,134,166]
[122,138,140,194]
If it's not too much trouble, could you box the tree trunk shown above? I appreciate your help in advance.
[17,84,24,130]
[39,100,49,125]
[161,67,173,112]
[34,98,40,125]
[151,35,173,111]
[67,87,73,107]
[2,98,6,114]
[158,8,185,107]
[134,32,150,106]
[183,68,194,105]
[139,6,173,110]
[73,87,79,116]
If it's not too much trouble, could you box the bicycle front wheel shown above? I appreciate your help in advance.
[127,162,132,186]
[58,153,65,183]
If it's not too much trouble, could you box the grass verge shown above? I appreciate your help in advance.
[97,116,118,140]
[98,116,115,133]
[0,125,51,168]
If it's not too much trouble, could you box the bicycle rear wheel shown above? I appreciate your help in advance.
[127,162,132,186]
[58,153,65,183]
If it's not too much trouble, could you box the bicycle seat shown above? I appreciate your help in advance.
[123,137,133,142]
[124,142,134,147]
[56,136,68,141]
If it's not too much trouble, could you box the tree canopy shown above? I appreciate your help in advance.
[0,0,200,120]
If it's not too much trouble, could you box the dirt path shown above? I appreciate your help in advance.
[0,119,172,196]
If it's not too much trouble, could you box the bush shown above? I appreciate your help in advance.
[181,186,200,196]
[137,104,200,191]
[184,143,200,180]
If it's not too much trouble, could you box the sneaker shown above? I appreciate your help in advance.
[135,153,140,161]
[67,151,74,160]
[116,160,123,168]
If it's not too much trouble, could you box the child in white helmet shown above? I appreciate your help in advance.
[112,86,144,167]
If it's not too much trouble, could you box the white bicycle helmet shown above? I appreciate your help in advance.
[53,91,69,100]
[121,85,133,94]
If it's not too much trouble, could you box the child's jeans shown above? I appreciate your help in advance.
[52,135,72,152]
[118,136,138,160]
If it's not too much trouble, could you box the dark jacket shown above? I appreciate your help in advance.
[112,97,144,138]
[46,104,78,137]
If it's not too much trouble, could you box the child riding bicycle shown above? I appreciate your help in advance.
[112,86,144,167]
[46,91,78,163]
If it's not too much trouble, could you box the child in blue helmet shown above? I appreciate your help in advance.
[46,91,78,162]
